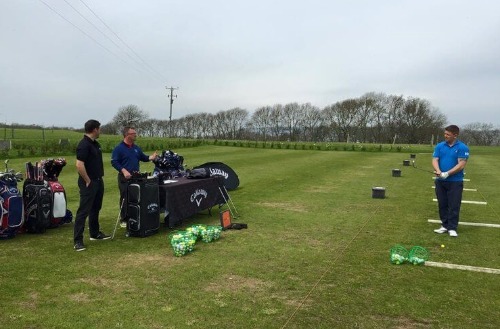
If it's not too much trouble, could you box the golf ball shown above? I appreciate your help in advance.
[441,244,445,248]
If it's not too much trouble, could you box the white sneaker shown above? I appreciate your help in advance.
[434,226,448,234]
[448,230,458,237]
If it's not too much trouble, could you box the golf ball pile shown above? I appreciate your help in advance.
[390,245,429,265]
[200,225,223,243]
[169,231,196,257]
[390,253,407,265]
[408,256,425,265]
[408,246,430,265]
[169,225,223,256]
[186,224,207,239]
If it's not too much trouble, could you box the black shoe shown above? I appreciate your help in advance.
[74,241,86,251]
[90,232,111,240]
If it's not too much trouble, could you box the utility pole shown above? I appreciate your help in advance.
[166,86,178,137]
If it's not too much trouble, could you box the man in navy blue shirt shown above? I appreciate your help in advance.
[111,126,157,227]
[432,125,469,237]
[74,119,110,251]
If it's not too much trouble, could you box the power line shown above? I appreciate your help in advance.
[63,0,163,82]
[78,0,168,82]
[37,0,167,83]
[37,0,128,64]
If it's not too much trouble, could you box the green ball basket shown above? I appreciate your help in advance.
[390,244,409,265]
[168,230,197,255]
[408,246,430,265]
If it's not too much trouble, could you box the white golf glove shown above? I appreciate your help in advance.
[440,172,449,179]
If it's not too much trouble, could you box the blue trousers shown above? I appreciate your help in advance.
[434,180,463,231]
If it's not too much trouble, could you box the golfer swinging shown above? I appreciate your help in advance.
[432,125,469,237]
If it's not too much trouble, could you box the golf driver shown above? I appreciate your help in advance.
[411,160,436,175]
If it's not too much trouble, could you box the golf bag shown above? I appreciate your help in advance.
[26,159,72,228]
[0,177,24,239]
[47,180,72,227]
[41,158,67,181]
[153,150,185,181]
[126,176,160,237]
[23,179,52,233]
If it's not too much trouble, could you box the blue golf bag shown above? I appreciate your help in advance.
[0,171,24,239]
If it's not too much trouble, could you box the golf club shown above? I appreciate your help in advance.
[218,186,239,219]
[411,160,436,175]
[111,198,125,240]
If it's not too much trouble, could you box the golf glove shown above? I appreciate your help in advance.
[440,172,449,179]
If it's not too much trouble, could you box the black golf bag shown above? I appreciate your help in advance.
[0,173,24,239]
[23,179,52,233]
[126,176,160,237]
[25,159,72,228]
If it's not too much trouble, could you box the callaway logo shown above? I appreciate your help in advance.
[209,168,228,179]
[147,203,159,214]
[190,189,208,206]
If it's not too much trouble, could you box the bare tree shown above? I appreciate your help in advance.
[462,122,499,146]
[212,111,229,139]
[399,97,436,143]
[356,93,377,142]
[112,104,149,132]
[197,112,214,138]
[282,102,302,141]
[323,99,360,142]
[385,95,405,143]
[269,104,285,140]
[300,103,322,141]
[156,119,169,137]
[250,106,273,141]
[225,107,249,139]
[140,118,161,137]
[364,92,389,143]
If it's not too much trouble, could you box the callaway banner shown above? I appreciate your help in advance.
[193,162,240,190]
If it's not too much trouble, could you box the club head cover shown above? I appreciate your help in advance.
[230,223,247,230]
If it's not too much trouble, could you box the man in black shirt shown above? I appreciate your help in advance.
[73,119,110,251]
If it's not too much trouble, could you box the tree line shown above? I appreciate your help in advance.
[101,92,499,146]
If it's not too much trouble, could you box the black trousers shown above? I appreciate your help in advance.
[435,180,463,231]
[73,177,104,243]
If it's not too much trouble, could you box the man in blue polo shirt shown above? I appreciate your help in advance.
[111,126,157,227]
[432,125,469,237]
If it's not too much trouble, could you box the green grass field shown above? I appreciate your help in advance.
[1,146,499,328]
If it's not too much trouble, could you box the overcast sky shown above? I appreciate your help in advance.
[1,0,499,129]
